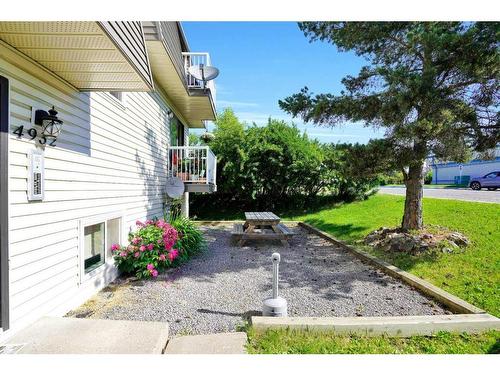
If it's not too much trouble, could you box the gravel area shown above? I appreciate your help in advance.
[67,223,451,336]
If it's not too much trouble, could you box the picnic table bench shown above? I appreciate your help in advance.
[231,211,293,246]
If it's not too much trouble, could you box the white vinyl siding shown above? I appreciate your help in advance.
[1,51,173,331]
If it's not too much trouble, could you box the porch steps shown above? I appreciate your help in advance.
[164,332,248,354]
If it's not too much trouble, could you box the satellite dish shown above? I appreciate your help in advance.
[188,64,220,82]
[165,177,185,199]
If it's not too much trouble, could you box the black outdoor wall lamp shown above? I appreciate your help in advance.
[34,106,63,140]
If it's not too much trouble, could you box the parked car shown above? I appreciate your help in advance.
[469,171,500,191]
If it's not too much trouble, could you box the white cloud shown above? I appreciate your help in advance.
[217,100,259,108]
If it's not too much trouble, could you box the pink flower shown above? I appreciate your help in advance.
[119,251,127,257]
[168,249,179,262]
[147,243,154,251]
[146,264,155,271]
[163,240,175,250]
[162,226,178,243]
[157,239,163,244]
[151,269,158,277]
[139,245,146,252]
[111,244,120,251]
[134,252,140,258]
[159,254,166,261]
[156,219,166,228]
[145,219,154,225]
[136,220,144,227]
[131,237,141,245]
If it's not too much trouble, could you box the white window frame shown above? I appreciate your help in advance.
[78,212,126,284]
[107,92,127,109]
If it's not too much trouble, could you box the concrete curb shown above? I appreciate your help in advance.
[298,222,485,315]
[251,314,500,337]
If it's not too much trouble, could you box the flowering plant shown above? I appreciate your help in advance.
[112,219,180,279]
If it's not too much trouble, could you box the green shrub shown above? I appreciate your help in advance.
[424,170,433,184]
[378,171,405,185]
[169,215,206,261]
[191,108,377,216]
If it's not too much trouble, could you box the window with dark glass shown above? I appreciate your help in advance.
[169,117,185,146]
[109,92,124,102]
[84,223,105,273]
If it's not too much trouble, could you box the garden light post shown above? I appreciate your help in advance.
[262,252,287,317]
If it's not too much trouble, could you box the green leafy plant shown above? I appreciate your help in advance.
[424,170,433,185]
[191,108,377,216]
[169,215,206,261]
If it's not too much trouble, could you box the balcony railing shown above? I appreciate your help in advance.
[182,52,217,104]
[167,146,217,192]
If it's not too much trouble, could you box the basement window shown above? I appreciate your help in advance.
[83,223,105,273]
[80,215,123,278]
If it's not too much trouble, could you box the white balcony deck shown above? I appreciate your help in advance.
[182,52,217,105]
[168,146,217,193]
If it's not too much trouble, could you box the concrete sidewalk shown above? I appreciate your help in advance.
[2,317,169,354]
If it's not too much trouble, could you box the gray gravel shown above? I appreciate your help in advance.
[67,224,450,335]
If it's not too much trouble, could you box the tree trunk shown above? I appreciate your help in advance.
[402,161,425,230]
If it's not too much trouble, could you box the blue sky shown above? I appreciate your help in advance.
[182,22,385,144]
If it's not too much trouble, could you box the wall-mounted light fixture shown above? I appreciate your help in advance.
[167,109,174,120]
[34,106,63,140]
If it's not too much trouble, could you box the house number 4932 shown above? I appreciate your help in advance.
[13,125,56,146]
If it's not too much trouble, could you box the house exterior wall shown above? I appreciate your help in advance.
[1,48,178,333]
[431,159,500,184]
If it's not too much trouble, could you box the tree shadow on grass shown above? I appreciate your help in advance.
[303,218,369,242]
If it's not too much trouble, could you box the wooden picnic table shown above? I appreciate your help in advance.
[232,211,293,246]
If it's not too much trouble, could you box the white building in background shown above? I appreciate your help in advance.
[428,147,500,185]
[0,22,217,336]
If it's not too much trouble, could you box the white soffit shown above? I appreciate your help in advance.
[146,40,215,128]
[0,21,153,91]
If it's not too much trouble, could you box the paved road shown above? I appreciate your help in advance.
[379,186,500,204]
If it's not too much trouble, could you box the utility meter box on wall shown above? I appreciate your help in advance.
[28,149,44,201]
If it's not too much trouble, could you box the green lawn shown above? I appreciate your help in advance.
[287,194,500,316]
[247,328,500,354]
